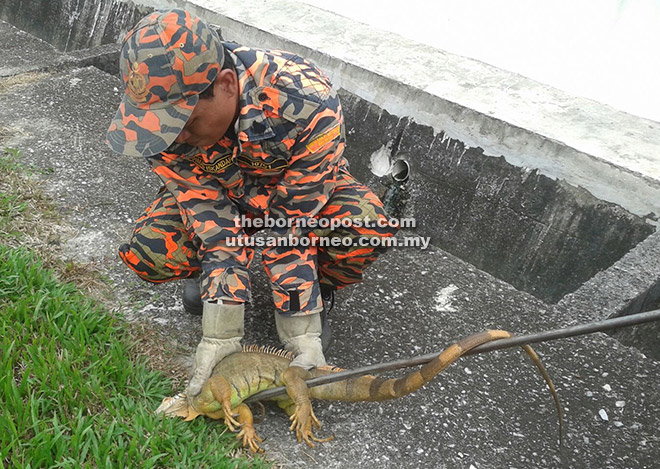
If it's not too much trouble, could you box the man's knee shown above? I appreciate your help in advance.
[119,227,200,282]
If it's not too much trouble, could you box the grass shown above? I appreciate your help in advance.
[0,149,269,468]
[0,148,75,274]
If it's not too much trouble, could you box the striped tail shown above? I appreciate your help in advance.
[310,330,563,443]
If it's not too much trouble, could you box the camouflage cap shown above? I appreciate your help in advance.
[106,9,224,157]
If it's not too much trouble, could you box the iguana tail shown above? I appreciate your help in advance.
[310,330,562,439]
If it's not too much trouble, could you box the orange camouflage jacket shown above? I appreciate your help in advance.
[148,44,347,311]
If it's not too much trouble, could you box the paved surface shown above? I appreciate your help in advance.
[1,19,659,469]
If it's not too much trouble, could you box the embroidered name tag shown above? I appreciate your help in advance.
[237,154,288,172]
[191,154,233,173]
[305,124,341,153]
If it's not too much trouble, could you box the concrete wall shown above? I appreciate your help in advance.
[0,0,153,51]
[338,93,653,302]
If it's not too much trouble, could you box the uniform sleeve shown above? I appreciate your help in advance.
[267,95,345,232]
[147,151,251,303]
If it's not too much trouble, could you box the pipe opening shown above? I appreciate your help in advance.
[391,158,410,183]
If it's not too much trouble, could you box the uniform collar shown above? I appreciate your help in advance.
[227,47,275,143]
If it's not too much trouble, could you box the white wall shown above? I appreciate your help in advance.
[301,0,660,123]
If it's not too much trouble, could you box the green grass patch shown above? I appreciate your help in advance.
[0,247,269,468]
[0,150,268,467]
[0,148,27,232]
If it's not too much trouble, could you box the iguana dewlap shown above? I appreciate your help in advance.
[156,330,562,453]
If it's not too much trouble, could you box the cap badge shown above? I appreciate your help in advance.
[126,62,148,103]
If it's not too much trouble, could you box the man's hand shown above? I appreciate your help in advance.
[188,336,242,396]
[275,312,327,371]
[187,300,245,397]
[288,334,326,370]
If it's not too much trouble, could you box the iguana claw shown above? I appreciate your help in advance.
[237,425,264,453]
[222,400,241,433]
[288,402,334,447]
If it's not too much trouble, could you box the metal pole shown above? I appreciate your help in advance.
[246,308,660,403]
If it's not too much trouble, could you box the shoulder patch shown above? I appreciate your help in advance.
[306,123,341,153]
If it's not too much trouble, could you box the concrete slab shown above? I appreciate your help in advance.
[0,0,152,52]
[0,53,659,469]
[300,0,660,124]
[0,19,66,76]
[559,229,660,325]
[557,229,660,360]
[0,19,120,78]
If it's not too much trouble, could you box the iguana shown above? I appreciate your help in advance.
[156,329,562,453]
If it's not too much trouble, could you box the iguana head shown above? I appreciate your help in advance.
[155,392,202,421]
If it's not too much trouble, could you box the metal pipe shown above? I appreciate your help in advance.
[246,308,660,403]
[391,158,410,183]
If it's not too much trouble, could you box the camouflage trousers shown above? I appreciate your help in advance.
[119,171,398,315]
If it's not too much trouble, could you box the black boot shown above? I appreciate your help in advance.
[182,278,203,315]
[319,284,336,352]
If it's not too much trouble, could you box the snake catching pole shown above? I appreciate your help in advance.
[246,308,660,403]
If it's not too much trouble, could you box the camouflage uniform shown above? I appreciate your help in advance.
[109,10,397,316]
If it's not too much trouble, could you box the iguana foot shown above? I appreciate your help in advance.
[237,425,264,453]
[233,403,264,453]
[288,401,334,447]
[281,366,334,447]
[223,411,240,433]
[220,400,241,433]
